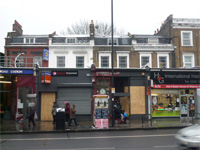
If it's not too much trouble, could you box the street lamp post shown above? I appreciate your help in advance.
[111,0,114,127]
[15,53,24,67]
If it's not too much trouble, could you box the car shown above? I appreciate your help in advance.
[176,124,200,149]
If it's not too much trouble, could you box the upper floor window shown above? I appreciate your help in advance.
[108,39,118,45]
[140,53,152,68]
[33,56,42,67]
[99,52,111,68]
[157,53,169,68]
[181,31,193,46]
[183,53,194,68]
[25,38,34,44]
[57,56,65,68]
[119,56,127,68]
[16,56,24,67]
[117,52,129,68]
[76,56,84,68]
[66,38,76,43]
[101,56,109,68]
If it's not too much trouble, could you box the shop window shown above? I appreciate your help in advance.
[96,79,110,95]
[151,89,180,117]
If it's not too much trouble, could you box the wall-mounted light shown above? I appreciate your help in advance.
[141,72,145,76]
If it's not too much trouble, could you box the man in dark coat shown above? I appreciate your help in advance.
[27,102,36,127]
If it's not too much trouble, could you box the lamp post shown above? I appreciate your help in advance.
[15,53,24,67]
[111,0,114,127]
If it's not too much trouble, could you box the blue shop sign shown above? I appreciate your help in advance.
[0,69,33,75]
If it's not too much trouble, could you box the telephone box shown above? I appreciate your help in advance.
[93,95,109,129]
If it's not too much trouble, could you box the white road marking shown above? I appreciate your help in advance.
[154,145,177,148]
[36,148,115,150]
[0,134,176,141]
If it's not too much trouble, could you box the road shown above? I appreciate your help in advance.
[0,129,181,150]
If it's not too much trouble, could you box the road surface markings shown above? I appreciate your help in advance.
[0,134,176,141]
[154,145,177,148]
[36,148,115,150]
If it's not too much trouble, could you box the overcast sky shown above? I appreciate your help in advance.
[0,0,200,53]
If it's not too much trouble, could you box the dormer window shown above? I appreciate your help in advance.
[66,38,76,43]
[25,38,34,44]
[108,39,118,45]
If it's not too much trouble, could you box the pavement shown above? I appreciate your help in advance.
[1,117,200,134]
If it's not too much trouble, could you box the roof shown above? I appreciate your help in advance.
[132,34,166,39]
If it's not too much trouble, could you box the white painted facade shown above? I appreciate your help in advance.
[48,37,93,68]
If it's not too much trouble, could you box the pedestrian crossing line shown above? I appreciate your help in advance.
[0,133,176,141]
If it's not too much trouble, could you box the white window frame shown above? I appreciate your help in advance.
[183,53,195,68]
[117,51,129,68]
[181,31,193,46]
[157,53,169,68]
[139,53,152,68]
[33,56,42,67]
[24,38,35,44]
[107,39,118,45]
[66,38,76,43]
[57,56,65,68]
[99,52,111,68]
[76,56,85,68]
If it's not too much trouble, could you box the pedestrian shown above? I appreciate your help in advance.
[27,102,36,127]
[68,104,78,126]
[65,101,70,122]
[52,102,58,124]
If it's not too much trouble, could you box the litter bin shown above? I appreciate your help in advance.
[56,109,65,130]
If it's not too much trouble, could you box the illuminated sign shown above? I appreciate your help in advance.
[0,69,33,75]
[52,71,78,76]
[41,72,51,83]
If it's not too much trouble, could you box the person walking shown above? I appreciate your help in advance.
[52,102,58,124]
[65,102,70,122]
[27,102,36,127]
[68,104,78,126]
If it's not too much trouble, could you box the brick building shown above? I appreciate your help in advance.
[157,15,200,68]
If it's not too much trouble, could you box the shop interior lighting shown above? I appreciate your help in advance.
[0,76,4,78]
[0,81,12,84]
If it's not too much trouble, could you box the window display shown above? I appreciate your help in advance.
[151,89,180,117]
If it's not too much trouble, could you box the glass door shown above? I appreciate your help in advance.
[180,95,195,118]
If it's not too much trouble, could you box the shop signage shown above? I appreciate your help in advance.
[151,71,200,85]
[96,72,120,76]
[146,87,151,95]
[52,71,78,76]
[41,72,51,83]
[0,69,33,75]
[154,84,200,89]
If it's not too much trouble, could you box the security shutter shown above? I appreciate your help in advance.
[58,88,92,115]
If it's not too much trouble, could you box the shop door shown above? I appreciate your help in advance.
[180,95,195,118]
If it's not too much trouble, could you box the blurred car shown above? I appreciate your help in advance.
[176,124,200,149]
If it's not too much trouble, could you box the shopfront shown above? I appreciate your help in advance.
[150,69,200,118]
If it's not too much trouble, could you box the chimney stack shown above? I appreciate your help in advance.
[13,20,23,36]
[90,20,95,40]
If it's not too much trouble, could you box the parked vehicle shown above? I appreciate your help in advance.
[176,124,200,149]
